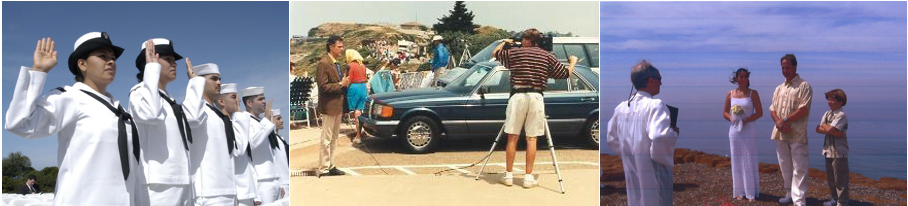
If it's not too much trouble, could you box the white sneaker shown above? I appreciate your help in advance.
[778,196,791,204]
[522,174,537,188]
[822,199,837,206]
[500,172,513,186]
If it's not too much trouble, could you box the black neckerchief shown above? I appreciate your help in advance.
[251,115,280,150]
[206,104,237,155]
[278,134,289,163]
[159,92,192,151]
[78,89,140,181]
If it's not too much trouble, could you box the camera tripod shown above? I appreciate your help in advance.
[474,119,566,194]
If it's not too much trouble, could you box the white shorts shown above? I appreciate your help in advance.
[504,92,546,137]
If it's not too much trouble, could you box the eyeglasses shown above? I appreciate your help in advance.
[653,76,662,81]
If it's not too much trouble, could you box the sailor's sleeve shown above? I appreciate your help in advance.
[182,76,208,128]
[5,66,79,139]
[232,113,250,157]
[648,102,679,167]
[249,116,276,150]
[129,63,166,124]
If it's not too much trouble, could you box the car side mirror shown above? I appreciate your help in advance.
[478,86,489,99]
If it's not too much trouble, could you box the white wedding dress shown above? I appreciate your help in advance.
[729,90,759,199]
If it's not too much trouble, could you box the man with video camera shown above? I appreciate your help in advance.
[492,28,578,188]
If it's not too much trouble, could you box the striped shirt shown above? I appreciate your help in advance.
[496,46,569,90]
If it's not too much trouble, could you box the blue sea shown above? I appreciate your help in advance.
[599,52,908,180]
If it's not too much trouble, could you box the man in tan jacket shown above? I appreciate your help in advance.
[316,35,350,177]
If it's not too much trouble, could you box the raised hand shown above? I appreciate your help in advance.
[185,58,196,79]
[32,38,58,73]
[264,99,274,121]
[144,39,159,65]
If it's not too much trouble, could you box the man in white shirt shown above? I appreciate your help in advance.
[240,87,280,204]
[188,63,238,205]
[606,60,679,206]
[217,83,258,206]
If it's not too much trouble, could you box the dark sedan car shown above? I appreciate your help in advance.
[360,43,600,153]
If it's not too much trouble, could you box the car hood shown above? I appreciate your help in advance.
[371,88,461,105]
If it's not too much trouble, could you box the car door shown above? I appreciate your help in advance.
[543,72,598,137]
[463,69,510,138]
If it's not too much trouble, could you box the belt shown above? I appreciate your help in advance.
[510,87,544,98]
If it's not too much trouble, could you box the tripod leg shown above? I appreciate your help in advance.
[475,124,506,180]
[545,121,566,194]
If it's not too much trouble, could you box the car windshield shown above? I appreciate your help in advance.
[437,67,467,85]
[462,40,503,68]
[444,63,496,94]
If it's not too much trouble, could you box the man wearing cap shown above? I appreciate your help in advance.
[129,38,206,205]
[240,86,280,204]
[428,35,449,87]
[491,28,579,189]
[268,109,290,199]
[7,33,141,205]
[315,35,350,177]
[216,83,257,206]
[187,63,238,205]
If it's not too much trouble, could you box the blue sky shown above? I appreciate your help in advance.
[2,2,289,169]
[600,1,907,120]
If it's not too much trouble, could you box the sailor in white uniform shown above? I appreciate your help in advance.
[187,63,238,205]
[5,32,140,205]
[239,87,281,204]
[129,38,206,206]
[606,60,679,206]
[217,83,258,206]
[270,109,291,199]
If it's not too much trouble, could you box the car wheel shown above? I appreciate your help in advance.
[584,117,599,148]
[398,116,440,153]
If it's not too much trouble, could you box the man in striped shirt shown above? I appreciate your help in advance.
[492,28,578,188]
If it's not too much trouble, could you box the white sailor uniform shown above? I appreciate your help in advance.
[129,61,206,206]
[6,66,140,206]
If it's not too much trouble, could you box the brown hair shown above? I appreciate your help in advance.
[521,28,541,45]
[781,54,797,66]
[825,89,847,106]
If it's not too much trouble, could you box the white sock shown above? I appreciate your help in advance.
[504,172,513,178]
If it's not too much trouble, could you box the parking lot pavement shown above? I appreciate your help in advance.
[290,169,599,206]
[289,124,599,205]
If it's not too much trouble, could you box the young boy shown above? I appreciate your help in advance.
[816,89,849,206]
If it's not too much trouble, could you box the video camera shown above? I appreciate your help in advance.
[503,33,554,52]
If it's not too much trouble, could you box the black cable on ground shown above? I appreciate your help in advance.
[356,134,391,175]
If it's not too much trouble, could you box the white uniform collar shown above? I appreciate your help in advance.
[73,82,116,104]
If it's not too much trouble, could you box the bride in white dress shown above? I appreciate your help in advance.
[723,68,764,201]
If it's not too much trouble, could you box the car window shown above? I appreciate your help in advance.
[563,44,590,67]
[585,43,599,68]
[570,73,592,92]
[546,78,569,92]
[462,67,490,88]
[438,67,466,84]
[552,44,568,63]
[481,71,510,93]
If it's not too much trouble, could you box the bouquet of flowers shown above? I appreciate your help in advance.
[730,105,745,131]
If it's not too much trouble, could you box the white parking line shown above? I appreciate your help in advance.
[447,165,471,174]
[339,168,361,176]
[395,166,417,175]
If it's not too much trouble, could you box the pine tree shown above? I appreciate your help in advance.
[432,1,479,35]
